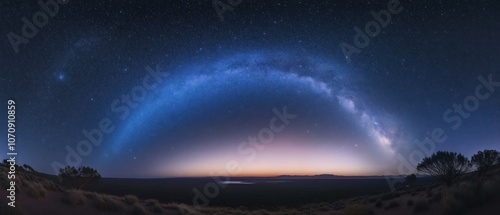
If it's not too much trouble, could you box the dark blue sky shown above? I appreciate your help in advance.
[1,0,499,178]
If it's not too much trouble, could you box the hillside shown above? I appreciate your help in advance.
[0,164,499,214]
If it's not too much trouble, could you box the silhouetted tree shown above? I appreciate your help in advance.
[405,174,417,187]
[22,164,35,173]
[471,150,499,176]
[58,166,101,189]
[417,151,471,186]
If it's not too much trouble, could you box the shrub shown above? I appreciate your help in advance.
[344,204,369,215]
[177,204,198,214]
[282,208,302,215]
[145,199,163,213]
[331,202,345,210]
[145,199,159,206]
[58,166,101,189]
[39,180,59,191]
[124,194,139,205]
[380,192,396,200]
[22,164,36,173]
[318,205,331,211]
[253,209,272,215]
[65,189,86,205]
[384,200,400,210]
[150,202,163,213]
[94,194,124,211]
[471,150,499,176]
[25,182,46,199]
[164,202,180,210]
[406,174,417,187]
[417,151,471,186]
[132,203,147,215]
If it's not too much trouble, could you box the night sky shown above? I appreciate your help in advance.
[1,0,499,178]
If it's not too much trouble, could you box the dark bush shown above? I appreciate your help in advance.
[384,200,400,210]
[380,192,396,201]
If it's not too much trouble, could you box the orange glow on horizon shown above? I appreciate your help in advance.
[152,138,392,178]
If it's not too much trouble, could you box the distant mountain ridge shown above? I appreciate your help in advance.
[273,174,391,179]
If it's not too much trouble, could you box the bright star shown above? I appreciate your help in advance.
[57,73,65,81]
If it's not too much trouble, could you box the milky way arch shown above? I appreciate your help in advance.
[100,51,402,177]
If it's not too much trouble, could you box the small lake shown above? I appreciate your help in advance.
[218,181,255,185]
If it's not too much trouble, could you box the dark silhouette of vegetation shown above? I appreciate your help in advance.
[58,166,101,189]
[2,158,22,170]
[405,174,417,187]
[417,151,471,186]
[471,150,499,176]
[22,164,35,173]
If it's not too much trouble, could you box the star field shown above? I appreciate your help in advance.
[1,0,499,178]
